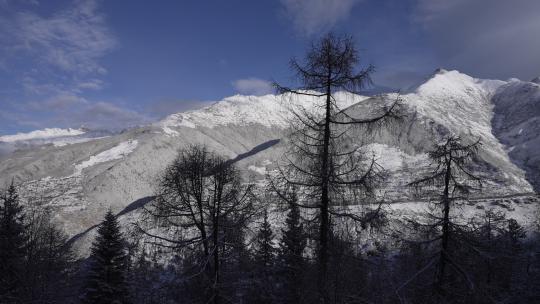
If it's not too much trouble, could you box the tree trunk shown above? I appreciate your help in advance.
[437,156,452,292]
[213,213,220,304]
[318,70,332,303]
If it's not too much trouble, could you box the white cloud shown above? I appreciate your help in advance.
[0,0,134,132]
[0,0,115,96]
[232,78,273,96]
[280,0,362,35]
[9,99,149,131]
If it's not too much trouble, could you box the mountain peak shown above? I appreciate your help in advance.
[434,68,449,75]
[531,76,540,84]
[412,69,506,99]
[414,69,474,95]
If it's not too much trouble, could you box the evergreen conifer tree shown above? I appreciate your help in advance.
[81,211,130,304]
[254,210,276,268]
[25,205,77,303]
[248,209,277,303]
[279,201,307,303]
[0,183,26,303]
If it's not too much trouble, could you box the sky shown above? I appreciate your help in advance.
[1,0,539,135]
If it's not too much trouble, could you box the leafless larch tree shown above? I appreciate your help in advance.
[273,33,401,303]
[400,136,483,301]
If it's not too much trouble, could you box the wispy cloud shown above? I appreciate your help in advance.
[76,79,104,91]
[280,0,362,35]
[0,0,116,93]
[0,0,150,133]
[27,93,87,111]
[232,78,273,96]
[3,0,116,75]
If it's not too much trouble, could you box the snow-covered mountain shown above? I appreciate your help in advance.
[0,127,113,156]
[159,92,367,131]
[0,69,538,254]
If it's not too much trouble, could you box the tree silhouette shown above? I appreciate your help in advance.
[278,194,307,304]
[253,209,277,269]
[406,136,482,300]
[81,211,130,304]
[249,209,278,304]
[274,32,399,302]
[0,183,26,303]
[142,145,254,304]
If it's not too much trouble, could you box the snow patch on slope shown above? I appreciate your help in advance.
[0,128,85,142]
[365,143,428,171]
[248,165,267,175]
[73,140,138,176]
[52,136,109,147]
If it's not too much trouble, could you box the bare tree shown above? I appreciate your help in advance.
[404,136,482,299]
[273,33,400,302]
[141,145,254,304]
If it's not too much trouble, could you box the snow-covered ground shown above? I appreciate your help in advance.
[52,136,109,147]
[73,140,138,176]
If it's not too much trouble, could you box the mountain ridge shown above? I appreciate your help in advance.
[0,69,538,253]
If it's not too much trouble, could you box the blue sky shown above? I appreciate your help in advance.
[1,0,539,134]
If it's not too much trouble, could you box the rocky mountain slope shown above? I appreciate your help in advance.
[0,69,538,253]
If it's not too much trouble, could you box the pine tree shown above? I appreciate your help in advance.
[279,201,307,304]
[254,210,276,268]
[505,218,526,250]
[81,211,130,304]
[500,218,526,296]
[0,183,26,303]
[248,209,277,304]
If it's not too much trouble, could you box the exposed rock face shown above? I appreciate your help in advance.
[492,79,540,192]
